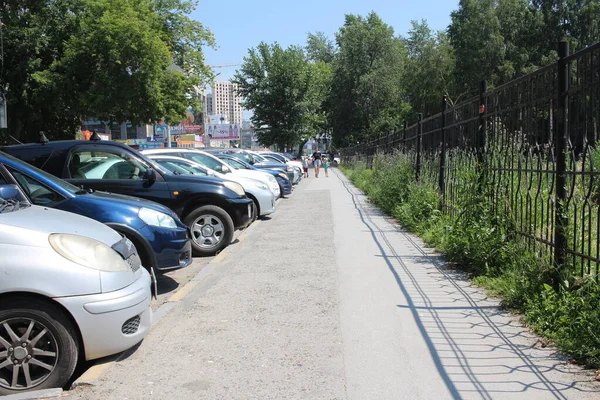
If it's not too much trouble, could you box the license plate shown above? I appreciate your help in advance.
[248,204,252,217]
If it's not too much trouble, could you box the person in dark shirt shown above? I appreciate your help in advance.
[312,147,322,177]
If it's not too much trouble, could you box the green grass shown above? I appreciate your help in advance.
[342,152,600,368]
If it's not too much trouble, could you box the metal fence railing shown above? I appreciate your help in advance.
[344,41,600,281]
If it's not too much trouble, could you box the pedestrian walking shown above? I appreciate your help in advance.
[312,147,322,178]
[324,158,330,177]
[302,156,309,178]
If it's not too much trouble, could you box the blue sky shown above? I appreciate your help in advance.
[192,0,460,82]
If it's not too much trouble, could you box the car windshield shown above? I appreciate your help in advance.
[220,157,249,170]
[1,151,82,195]
[153,159,208,176]
[252,153,268,162]
[153,160,192,175]
[183,153,227,173]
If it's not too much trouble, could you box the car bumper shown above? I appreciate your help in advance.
[292,169,300,184]
[142,225,192,271]
[227,198,254,229]
[276,177,292,196]
[55,270,153,361]
[255,190,276,216]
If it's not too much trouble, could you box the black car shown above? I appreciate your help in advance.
[2,140,254,256]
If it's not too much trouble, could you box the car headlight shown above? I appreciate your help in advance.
[139,207,177,228]
[49,234,130,272]
[277,173,288,180]
[256,183,269,191]
[224,181,245,196]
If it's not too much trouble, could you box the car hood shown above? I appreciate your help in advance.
[254,162,288,169]
[165,173,226,186]
[0,205,121,246]
[86,190,178,217]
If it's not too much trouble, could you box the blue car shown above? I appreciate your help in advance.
[216,154,293,197]
[0,151,192,273]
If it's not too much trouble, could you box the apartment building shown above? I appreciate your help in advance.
[210,81,243,125]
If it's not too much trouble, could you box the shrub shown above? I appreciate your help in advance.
[342,154,600,368]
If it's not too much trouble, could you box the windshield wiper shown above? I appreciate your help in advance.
[75,186,94,195]
[0,198,19,213]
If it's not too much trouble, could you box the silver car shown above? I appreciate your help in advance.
[147,155,277,219]
[0,184,152,395]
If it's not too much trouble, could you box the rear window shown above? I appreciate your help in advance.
[3,147,55,170]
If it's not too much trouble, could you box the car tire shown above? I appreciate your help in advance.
[0,298,79,395]
[184,205,234,257]
[251,201,258,222]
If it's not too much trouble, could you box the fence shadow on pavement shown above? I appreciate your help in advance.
[333,168,599,400]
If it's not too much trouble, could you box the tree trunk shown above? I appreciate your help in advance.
[297,140,307,159]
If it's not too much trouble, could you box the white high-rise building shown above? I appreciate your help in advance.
[210,81,243,125]
[206,93,213,116]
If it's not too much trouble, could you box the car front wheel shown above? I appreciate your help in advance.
[0,298,79,395]
[184,205,235,256]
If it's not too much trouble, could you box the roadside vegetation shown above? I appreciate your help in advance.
[341,155,600,368]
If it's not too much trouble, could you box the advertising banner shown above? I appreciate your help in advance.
[207,124,240,140]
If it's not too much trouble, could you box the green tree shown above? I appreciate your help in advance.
[448,0,505,95]
[402,20,457,115]
[531,0,600,53]
[306,32,336,64]
[329,12,410,147]
[234,42,328,151]
[0,0,214,143]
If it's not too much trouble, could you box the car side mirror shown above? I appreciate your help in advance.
[222,166,232,174]
[0,184,29,203]
[145,168,157,182]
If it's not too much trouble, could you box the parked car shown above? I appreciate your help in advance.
[2,140,253,256]
[259,152,304,177]
[140,148,281,198]
[215,154,293,197]
[203,148,295,182]
[0,151,192,273]
[146,155,276,219]
[0,183,152,394]
[249,151,301,184]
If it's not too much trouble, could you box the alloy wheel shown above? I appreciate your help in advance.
[0,317,58,391]
[191,214,225,249]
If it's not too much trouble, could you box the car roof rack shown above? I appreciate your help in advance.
[89,130,102,141]
[39,131,49,144]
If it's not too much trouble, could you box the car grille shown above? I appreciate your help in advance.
[121,315,141,335]
[126,252,142,272]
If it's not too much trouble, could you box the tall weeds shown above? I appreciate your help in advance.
[341,152,600,368]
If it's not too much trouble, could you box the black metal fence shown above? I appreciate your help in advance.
[345,41,600,280]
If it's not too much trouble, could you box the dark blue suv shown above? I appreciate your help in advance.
[0,151,192,273]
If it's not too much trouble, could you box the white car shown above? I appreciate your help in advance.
[250,151,302,184]
[147,155,276,218]
[140,149,280,198]
[259,152,304,176]
[0,184,152,394]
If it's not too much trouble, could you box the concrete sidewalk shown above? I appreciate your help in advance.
[68,168,599,400]
[329,168,598,400]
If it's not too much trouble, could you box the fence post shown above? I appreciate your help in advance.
[402,120,408,152]
[478,80,488,164]
[554,41,569,281]
[439,97,448,207]
[386,130,391,153]
[416,113,423,181]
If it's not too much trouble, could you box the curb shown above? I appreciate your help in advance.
[70,216,265,389]
[2,388,63,400]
